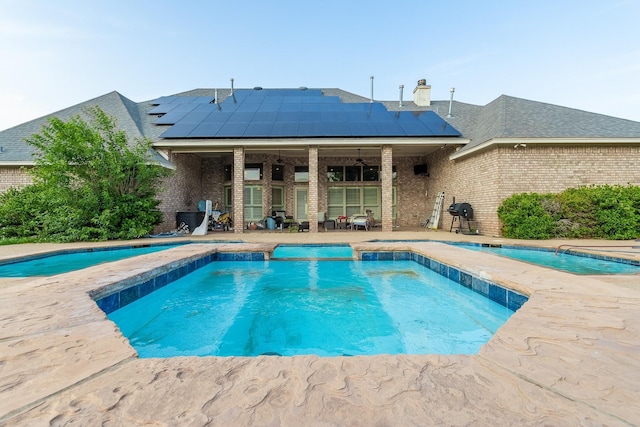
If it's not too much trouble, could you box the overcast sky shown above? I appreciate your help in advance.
[1,0,639,131]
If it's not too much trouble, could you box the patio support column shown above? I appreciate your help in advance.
[308,146,319,233]
[381,145,393,232]
[232,146,244,234]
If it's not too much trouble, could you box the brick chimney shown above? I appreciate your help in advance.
[413,79,431,106]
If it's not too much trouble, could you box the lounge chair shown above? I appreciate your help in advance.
[350,209,373,231]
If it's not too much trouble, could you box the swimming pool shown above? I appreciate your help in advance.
[0,243,184,277]
[108,255,517,357]
[273,244,353,259]
[451,243,640,275]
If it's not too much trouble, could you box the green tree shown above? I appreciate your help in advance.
[0,107,172,242]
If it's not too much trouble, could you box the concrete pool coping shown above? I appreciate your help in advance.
[0,231,639,425]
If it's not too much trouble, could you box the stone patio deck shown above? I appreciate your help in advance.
[0,231,639,426]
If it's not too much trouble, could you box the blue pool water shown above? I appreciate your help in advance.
[0,244,182,277]
[455,244,640,275]
[273,244,353,259]
[109,259,514,357]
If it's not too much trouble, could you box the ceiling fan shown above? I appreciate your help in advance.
[275,150,286,164]
[354,149,368,166]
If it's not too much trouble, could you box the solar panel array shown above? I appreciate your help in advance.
[149,89,461,138]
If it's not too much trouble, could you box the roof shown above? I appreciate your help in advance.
[0,91,171,167]
[149,88,461,139]
[444,95,640,157]
[1,88,639,165]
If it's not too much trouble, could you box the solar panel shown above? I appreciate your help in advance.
[180,111,215,124]
[150,96,177,106]
[296,121,325,137]
[276,111,300,121]
[189,122,224,137]
[226,112,255,123]
[150,88,461,138]
[271,122,298,136]
[374,120,404,136]
[154,110,190,125]
[194,112,230,125]
[149,104,179,115]
[323,122,352,136]
[244,122,274,137]
[257,102,281,112]
[217,122,251,137]
[252,111,278,121]
[349,121,378,135]
[160,123,199,138]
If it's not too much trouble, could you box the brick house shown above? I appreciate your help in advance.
[1,80,639,236]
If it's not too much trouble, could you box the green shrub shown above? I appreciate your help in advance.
[555,187,596,238]
[591,185,640,240]
[498,185,640,240]
[497,193,555,239]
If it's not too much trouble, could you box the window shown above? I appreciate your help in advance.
[363,166,379,181]
[224,186,233,211]
[344,166,361,182]
[327,165,395,182]
[294,166,309,182]
[327,166,343,182]
[244,163,263,181]
[327,186,397,221]
[272,164,284,181]
[243,185,263,222]
[327,186,377,219]
[271,186,285,215]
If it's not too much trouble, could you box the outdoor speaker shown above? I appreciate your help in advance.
[414,164,428,176]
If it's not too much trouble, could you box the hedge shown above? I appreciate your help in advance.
[497,185,640,240]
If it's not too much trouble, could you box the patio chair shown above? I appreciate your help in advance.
[350,209,373,231]
[273,210,287,229]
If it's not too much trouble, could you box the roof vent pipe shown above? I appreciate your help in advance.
[214,88,221,110]
[230,78,234,96]
[399,85,404,107]
[447,87,455,118]
[370,76,374,103]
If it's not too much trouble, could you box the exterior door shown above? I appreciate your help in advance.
[294,187,308,222]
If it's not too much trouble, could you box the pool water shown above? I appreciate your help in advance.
[457,244,640,275]
[273,244,353,259]
[0,244,182,277]
[109,259,514,357]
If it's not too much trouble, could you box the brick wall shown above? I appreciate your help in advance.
[425,145,640,236]
[0,167,32,193]
[153,144,640,236]
[232,147,244,233]
[380,145,393,231]
[308,146,319,232]
[390,155,428,228]
[156,153,203,231]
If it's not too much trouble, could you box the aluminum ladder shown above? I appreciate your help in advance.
[422,191,445,230]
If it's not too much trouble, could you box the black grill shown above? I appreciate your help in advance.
[448,202,473,219]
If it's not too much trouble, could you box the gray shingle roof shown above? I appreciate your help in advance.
[2,89,639,165]
[450,95,640,154]
[0,91,169,165]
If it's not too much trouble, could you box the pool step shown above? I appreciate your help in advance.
[270,257,354,261]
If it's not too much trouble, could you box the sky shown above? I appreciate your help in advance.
[1,0,640,131]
